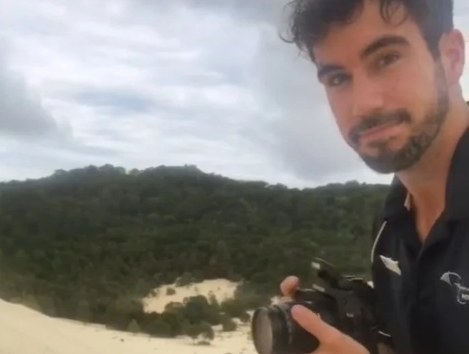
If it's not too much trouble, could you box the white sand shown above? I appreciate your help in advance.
[0,278,257,354]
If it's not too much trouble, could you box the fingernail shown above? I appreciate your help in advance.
[284,276,299,285]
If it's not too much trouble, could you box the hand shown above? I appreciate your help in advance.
[280,276,370,354]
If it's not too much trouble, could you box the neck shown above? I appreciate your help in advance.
[397,99,469,234]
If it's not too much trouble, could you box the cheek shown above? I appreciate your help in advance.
[388,58,437,102]
[372,64,416,104]
[385,71,433,122]
[326,92,355,142]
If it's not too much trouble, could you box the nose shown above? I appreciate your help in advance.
[351,76,385,119]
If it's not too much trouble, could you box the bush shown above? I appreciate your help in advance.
[144,318,172,337]
[160,309,186,336]
[183,323,201,341]
[175,272,194,287]
[127,319,141,333]
[197,339,211,346]
[22,294,42,312]
[105,296,144,331]
[182,295,222,325]
[199,321,214,340]
[220,298,246,318]
[75,299,92,322]
[221,315,237,332]
[239,312,251,323]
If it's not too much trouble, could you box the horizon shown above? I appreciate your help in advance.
[0,163,393,188]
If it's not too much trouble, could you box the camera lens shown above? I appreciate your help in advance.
[251,307,274,354]
[251,302,321,354]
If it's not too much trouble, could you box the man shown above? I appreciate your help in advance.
[280,0,469,353]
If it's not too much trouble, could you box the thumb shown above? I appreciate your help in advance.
[291,305,343,346]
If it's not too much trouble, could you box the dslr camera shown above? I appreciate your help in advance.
[250,258,380,354]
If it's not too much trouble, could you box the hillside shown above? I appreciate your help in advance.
[0,164,389,336]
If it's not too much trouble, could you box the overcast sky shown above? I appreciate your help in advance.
[1,0,469,187]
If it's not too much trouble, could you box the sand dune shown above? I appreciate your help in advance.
[0,278,257,354]
[0,278,374,353]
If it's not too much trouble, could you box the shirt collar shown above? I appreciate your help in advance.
[383,126,469,221]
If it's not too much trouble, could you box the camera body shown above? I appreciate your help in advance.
[250,258,379,354]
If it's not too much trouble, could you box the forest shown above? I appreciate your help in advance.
[0,164,389,339]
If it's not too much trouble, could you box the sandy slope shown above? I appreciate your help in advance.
[0,279,257,354]
[0,278,374,354]
[0,279,372,354]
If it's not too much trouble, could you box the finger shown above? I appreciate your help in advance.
[291,305,342,346]
[280,276,299,297]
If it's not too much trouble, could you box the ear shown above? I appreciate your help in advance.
[439,29,465,87]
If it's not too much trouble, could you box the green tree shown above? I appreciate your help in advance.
[0,164,388,334]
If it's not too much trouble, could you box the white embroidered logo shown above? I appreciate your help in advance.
[440,272,469,304]
[379,255,401,275]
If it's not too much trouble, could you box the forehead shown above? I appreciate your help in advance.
[312,1,421,63]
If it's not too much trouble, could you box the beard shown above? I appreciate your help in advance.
[348,63,449,174]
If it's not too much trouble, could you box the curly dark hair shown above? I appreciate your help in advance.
[282,0,454,60]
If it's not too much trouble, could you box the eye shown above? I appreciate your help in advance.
[377,52,400,68]
[326,73,350,87]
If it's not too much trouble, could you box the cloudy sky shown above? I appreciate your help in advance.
[1,0,469,187]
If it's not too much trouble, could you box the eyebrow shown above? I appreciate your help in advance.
[316,35,410,81]
[360,35,410,60]
[316,64,346,81]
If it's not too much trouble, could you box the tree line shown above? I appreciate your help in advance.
[0,164,389,337]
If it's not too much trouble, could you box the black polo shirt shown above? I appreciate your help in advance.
[371,127,469,354]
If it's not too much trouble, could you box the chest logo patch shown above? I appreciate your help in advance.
[379,255,401,275]
[440,272,469,305]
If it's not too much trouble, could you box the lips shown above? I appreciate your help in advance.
[358,118,403,141]
[360,120,401,137]
[348,111,410,146]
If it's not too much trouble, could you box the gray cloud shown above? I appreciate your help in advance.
[70,89,155,115]
[0,50,63,138]
[138,0,380,181]
[243,26,364,181]
[2,0,467,186]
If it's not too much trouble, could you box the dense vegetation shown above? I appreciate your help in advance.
[0,164,389,339]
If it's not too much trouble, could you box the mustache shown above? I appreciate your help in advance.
[349,109,411,144]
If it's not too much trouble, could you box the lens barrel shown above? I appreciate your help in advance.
[251,302,321,354]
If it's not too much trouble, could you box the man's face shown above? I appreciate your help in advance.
[312,0,450,173]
